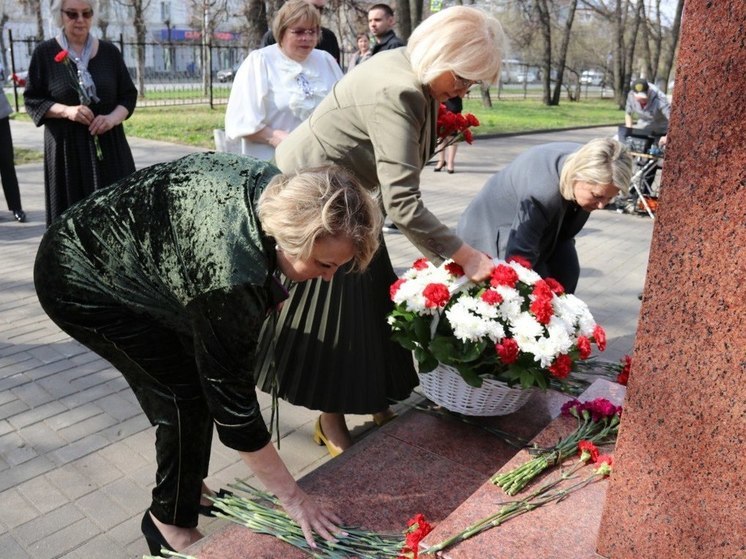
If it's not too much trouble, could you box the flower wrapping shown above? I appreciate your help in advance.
[388,257,605,389]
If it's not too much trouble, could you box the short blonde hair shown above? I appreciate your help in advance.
[559,138,633,199]
[258,166,382,271]
[272,0,321,47]
[52,0,97,28]
[407,6,507,86]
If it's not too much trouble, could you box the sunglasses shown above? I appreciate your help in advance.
[62,9,94,20]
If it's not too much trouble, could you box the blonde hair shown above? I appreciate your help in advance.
[272,0,322,47]
[559,138,633,199]
[407,6,507,86]
[52,0,98,28]
[258,166,382,271]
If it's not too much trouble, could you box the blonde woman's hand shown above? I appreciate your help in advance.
[451,243,493,282]
[278,485,344,548]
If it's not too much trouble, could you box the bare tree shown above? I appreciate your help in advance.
[535,0,552,104]
[114,0,151,98]
[550,0,578,105]
[188,0,228,95]
[18,0,43,40]
[236,0,267,49]
[658,0,683,93]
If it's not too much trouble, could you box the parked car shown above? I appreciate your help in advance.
[580,70,604,87]
[217,62,241,82]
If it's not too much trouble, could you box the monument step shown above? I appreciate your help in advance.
[420,379,626,559]
[186,387,576,557]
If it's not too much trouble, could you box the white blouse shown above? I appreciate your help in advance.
[225,44,342,160]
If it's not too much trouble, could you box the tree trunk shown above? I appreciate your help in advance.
[398,0,412,41]
[536,0,552,105]
[479,82,492,108]
[550,0,578,105]
[134,4,147,98]
[659,0,684,93]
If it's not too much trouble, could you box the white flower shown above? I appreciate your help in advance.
[507,260,542,285]
[510,312,544,343]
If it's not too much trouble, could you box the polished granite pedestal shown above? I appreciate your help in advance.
[185,382,623,558]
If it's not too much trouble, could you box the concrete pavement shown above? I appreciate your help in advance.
[0,119,654,558]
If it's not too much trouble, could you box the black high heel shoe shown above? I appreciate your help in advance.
[433,163,445,172]
[12,209,26,223]
[141,510,175,555]
[199,488,233,517]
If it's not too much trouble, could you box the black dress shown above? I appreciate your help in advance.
[24,38,137,226]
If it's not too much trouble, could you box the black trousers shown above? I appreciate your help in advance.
[535,238,580,294]
[35,241,213,527]
[0,117,22,211]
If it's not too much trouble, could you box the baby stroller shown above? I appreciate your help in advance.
[616,126,665,218]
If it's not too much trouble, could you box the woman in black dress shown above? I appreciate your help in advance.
[34,152,382,553]
[24,0,137,226]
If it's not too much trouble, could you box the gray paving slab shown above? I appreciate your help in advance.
[0,119,654,557]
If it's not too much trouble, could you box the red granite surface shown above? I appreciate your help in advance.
[421,380,625,558]
[596,2,746,558]
[185,389,573,557]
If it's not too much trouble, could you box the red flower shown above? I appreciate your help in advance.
[544,277,565,295]
[593,324,607,351]
[560,398,583,417]
[576,336,592,360]
[466,113,480,127]
[578,440,599,463]
[481,289,503,305]
[490,264,518,288]
[594,455,614,476]
[390,278,407,300]
[412,258,429,271]
[586,397,620,421]
[444,262,465,277]
[548,354,572,379]
[463,128,473,144]
[422,283,450,308]
[506,254,532,269]
[530,282,554,324]
[616,355,631,385]
[400,513,433,559]
[495,337,519,364]
[54,49,69,63]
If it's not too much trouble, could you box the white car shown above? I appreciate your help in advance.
[580,70,604,86]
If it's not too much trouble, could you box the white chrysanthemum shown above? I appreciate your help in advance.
[546,317,574,354]
[446,298,494,342]
[494,286,522,321]
[473,298,500,320]
[521,336,562,367]
[510,311,544,342]
[508,260,542,285]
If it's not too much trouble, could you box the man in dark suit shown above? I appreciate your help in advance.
[260,0,340,64]
[368,3,405,56]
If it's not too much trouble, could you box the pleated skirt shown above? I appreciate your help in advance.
[254,238,418,414]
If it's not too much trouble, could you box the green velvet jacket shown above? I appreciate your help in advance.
[34,152,286,451]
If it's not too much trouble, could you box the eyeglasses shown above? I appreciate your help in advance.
[288,28,319,37]
[452,72,479,90]
[62,9,94,20]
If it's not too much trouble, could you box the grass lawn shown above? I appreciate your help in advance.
[9,94,625,153]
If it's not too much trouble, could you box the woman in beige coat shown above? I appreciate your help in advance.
[256,7,507,454]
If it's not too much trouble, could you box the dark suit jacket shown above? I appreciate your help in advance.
[457,143,589,266]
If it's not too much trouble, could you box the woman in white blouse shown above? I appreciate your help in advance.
[225,0,342,160]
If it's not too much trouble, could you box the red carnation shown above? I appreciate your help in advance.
[593,324,607,351]
[495,337,519,364]
[466,113,479,127]
[481,289,503,305]
[506,254,532,270]
[401,513,433,559]
[463,128,474,144]
[548,354,572,378]
[412,257,429,270]
[390,278,406,300]
[578,440,599,463]
[422,283,450,308]
[444,262,465,277]
[616,355,631,385]
[54,49,69,63]
[544,277,565,295]
[490,264,518,288]
[576,336,592,360]
[530,296,553,325]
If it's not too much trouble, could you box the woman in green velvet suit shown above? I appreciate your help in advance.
[257,6,508,454]
[33,152,381,553]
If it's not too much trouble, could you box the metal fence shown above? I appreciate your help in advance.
[5,31,248,111]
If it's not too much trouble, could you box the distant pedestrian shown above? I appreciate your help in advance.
[625,78,670,145]
[368,3,405,56]
[0,89,26,223]
[24,0,137,226]
[346,33,371,73]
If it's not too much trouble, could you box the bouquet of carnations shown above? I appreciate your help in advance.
[388,256,606,390]
[436,103,479,149]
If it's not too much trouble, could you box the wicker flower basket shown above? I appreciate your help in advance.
[418,363,533,416]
